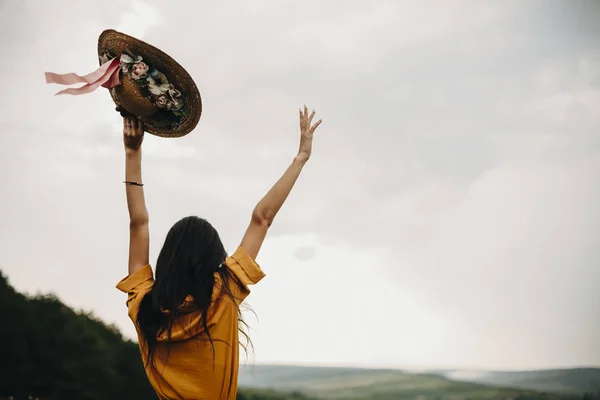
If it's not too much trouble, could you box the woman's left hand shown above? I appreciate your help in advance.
[123,114,144,152]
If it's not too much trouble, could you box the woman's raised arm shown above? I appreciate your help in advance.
[241,105,323,259]
[123,114,150,275]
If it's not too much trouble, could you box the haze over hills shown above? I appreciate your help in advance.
[442,368,600,395]
[2,269,598,400]
[239,364,600,399]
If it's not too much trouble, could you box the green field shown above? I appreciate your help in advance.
[452,368,600,395]
[1,269,598,400]
[239,364,597,399]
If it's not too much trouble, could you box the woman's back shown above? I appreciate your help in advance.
[116,105,321,399]
[116,246,265,400]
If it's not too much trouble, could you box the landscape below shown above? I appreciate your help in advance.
[1,270,598,400]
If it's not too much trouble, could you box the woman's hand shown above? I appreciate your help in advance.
[297,105,322,162]
[121,108,144,152]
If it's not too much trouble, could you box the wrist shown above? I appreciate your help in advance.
[294,154,309,165]
[125,147,141,157]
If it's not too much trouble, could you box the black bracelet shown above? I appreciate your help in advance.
[123,181,144,186]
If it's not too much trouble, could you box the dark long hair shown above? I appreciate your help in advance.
[136,216,252,369]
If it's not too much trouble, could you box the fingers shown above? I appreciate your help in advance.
[299,105,321,131]
[117,106,130,118]
[299,106,313,118]
[310,119,322,133]
[134,116,140,133]
[122,115,145,136]
[299,107,306,129]
[124,116,138,136]
[128,116,144,135]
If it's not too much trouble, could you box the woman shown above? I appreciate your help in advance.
[115,106,322,399]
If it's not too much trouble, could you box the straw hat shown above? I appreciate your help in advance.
[46,29,202,138]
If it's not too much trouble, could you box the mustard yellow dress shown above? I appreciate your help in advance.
[116,246,265,399]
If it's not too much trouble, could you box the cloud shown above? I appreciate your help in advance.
[293,246,316,262]
[0,0,599,369]
[116,1,162,39]
[242,234,451,368]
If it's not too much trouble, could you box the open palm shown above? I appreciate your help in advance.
[298,105,322,161]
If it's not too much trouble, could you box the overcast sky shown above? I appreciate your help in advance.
[1,0,599,371]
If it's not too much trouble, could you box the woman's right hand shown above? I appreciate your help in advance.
[297,105,322,162]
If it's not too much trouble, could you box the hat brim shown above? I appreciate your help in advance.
[97,29,201,138]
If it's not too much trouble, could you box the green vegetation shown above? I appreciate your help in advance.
[0,270,155,399]
[237,388,317,400]
[464,368,600,395]
[0,271,314,400]
[1,269,598,400]
[239,365,587,400]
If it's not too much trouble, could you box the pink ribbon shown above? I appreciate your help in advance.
[45,58,121,96]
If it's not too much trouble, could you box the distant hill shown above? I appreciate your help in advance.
[442,368,600,395]
[239,364,600,399]
[2,269,598,400]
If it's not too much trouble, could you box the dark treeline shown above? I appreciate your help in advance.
[1,270,595,400]
[0,271,314,400]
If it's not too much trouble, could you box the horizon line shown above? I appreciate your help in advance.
[240,361,600,372]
